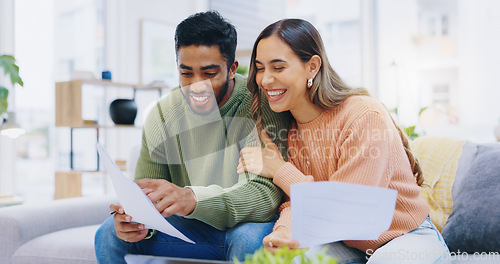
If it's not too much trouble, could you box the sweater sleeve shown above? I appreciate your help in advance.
[330,110,394,187]
[184,112,289,230]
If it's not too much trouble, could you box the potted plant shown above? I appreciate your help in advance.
[0,54,24,118]
[235,247,337,264]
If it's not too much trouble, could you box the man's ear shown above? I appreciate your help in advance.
[307,55,321,78]
[229,60,239,80]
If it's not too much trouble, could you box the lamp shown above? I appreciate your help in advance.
[1,112,25,139]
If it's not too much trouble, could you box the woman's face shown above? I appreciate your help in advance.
[254,35,311,114]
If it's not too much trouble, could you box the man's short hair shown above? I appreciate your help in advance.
[175,11,237,68]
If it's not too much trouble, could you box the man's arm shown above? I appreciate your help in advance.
[184,109,291,230]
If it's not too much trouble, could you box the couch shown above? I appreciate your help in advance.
[0,195,116,264]
[1,136,499,264]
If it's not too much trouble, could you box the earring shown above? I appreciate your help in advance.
[307,78,313,88]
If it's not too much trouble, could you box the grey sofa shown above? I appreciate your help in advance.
[1,137,499,264]
[0,195,116,264]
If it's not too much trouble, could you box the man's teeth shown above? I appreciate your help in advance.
[192,95,209,102]
[267,90,285,98]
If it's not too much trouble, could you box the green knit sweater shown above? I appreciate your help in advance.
[135,74,290,230]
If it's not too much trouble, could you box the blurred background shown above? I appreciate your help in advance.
[0,0,499,204]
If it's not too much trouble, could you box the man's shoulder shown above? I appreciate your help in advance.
[145,88,186,125]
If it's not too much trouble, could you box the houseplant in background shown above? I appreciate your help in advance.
[0,54,24,138]
[0,54,24,119]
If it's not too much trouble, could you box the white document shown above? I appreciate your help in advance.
[96,143,195,244]
[291,181,397,248]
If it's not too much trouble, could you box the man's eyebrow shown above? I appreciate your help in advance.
[200,64,221,71]
[179,64,192,70]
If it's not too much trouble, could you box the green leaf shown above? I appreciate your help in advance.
[234,246,336,264]
[0,86,8,115]
[404,125,419,140]
[0,54,24,87]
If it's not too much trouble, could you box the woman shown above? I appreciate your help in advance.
[237,19,450,263]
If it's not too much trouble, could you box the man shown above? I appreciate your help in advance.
[94,11,290,263]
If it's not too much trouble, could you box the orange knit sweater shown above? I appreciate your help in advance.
[273,95,429,252]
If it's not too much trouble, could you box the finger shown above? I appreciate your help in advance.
[142,188,154,196]
[237,160,244,174]
[134,178,157,189]
[238,156,247,174]
[261,129,275,148]
[114,213,133,223]
[155,198,176,216]
[110,203,124,214]
[117,221,146,232]
[239,147,260,156]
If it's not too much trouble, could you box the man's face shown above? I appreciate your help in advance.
[177,45,234,115]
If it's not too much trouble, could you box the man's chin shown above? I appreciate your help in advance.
[189,104,218,115]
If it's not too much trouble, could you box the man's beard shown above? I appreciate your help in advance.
[182,77,230,115]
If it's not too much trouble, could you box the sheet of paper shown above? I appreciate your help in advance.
[96,143,195,244]
[291,181,397,248]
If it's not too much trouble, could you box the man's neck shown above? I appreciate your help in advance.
[217,78,235,108]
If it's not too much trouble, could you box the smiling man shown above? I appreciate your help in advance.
[94,11,290,263]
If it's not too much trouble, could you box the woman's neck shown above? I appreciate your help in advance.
[291,103,324,124]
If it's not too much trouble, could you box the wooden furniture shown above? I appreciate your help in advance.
[54,79,166,199]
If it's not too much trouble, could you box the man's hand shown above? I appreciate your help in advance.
[134,179,197,217]
[110,203,148,242]
[263,226,300,254]
[237,129,285,178]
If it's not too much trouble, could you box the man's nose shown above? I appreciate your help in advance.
[190,79,211,93]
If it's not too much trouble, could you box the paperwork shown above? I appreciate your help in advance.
[291,181,397,247]
[96,143,195,244]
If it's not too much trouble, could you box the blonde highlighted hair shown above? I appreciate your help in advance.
[247,19,423,186]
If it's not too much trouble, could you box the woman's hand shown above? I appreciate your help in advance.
[237,129,285,178]
[263,226,300,253]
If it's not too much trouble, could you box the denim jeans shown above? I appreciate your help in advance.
[94,215,275,264]
[300,216,450,264]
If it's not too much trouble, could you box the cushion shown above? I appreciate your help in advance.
[451,142,478,200]
[441,144,500,253]
[410,136,466,231]
[13,225,99,264]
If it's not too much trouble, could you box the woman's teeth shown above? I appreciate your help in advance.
[267,90,285,98]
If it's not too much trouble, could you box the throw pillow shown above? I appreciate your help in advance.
[410,136,465,232]
[441,144,500,253]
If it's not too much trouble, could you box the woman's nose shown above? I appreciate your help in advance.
[260,70,274,88]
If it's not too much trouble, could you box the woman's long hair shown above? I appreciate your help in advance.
[247,19,423,186]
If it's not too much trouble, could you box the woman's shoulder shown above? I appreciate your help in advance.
[321,95,390,127]
[343,95,388,114]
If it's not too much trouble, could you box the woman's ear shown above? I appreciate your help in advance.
[229,60,239,80]
[307,55,322,78]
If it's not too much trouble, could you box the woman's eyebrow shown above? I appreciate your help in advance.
[255,59,286,65]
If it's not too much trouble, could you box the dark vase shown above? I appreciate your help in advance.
[109,99,137,125]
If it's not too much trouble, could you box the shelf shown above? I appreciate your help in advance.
[69,79,168,90]
[62,124,142,129]
[55,79,164,127]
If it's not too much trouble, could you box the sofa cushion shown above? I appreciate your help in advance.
[441,144,500,253]
[410,136,466,232]
[13,225,99,264]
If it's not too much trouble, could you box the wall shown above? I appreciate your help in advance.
[457,0,500,126]
[377,0,420,125]
[106,0,206,84]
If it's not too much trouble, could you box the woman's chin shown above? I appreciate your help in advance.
[269,104,287,113]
